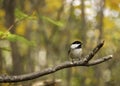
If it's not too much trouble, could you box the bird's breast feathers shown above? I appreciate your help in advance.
[70,48,82,59]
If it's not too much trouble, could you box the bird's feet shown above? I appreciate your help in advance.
[71,59,75,63]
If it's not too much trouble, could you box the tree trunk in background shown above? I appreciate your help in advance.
[78,0,86,85]
[96,0,105,86]
[3,0,23,75]
[0,50,3,86]
[80,0,86,44]
[98,0,105,42]
[0,49,3,73]
[3,0,15,33]
[66,68,72,86]
[65,1,75,86]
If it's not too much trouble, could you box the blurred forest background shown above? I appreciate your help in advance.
[0,0,120,86]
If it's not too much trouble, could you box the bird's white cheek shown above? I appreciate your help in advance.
[70,44,80,49]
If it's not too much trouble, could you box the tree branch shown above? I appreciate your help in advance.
[83,40,104,62]
[85,55,112,66]
[0,41,112,83]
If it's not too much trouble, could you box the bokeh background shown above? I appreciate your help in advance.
[0,0,120,86]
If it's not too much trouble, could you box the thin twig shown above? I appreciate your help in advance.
[83,40,104,62]
[6,20,19,32]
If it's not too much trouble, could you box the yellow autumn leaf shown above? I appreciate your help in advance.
[104,17,115,30]
[16,22,26,35]
[106,0,120,10]
[45,0,62,12]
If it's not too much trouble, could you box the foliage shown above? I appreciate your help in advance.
[41,16,64,27]
[15,9,36,20]
[0,31,35,46]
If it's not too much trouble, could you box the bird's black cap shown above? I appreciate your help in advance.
[72,41,82,45]
[71,41,82,49]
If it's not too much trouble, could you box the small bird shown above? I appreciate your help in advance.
[68,41,83,62]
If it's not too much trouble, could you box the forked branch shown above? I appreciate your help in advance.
[0,41,112,83]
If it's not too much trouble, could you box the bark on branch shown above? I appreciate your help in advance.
[0,41,112,83]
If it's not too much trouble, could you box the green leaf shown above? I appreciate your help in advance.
[7,33,35,46]
[0,31,35,46]
[0,47,11,51]
[0,31,4,38]
[0,31,9,39]
[42,16,64,27]
[15,9,29,20]
[15,9,36,20]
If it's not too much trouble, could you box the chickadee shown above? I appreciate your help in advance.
[68,41,83,62]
